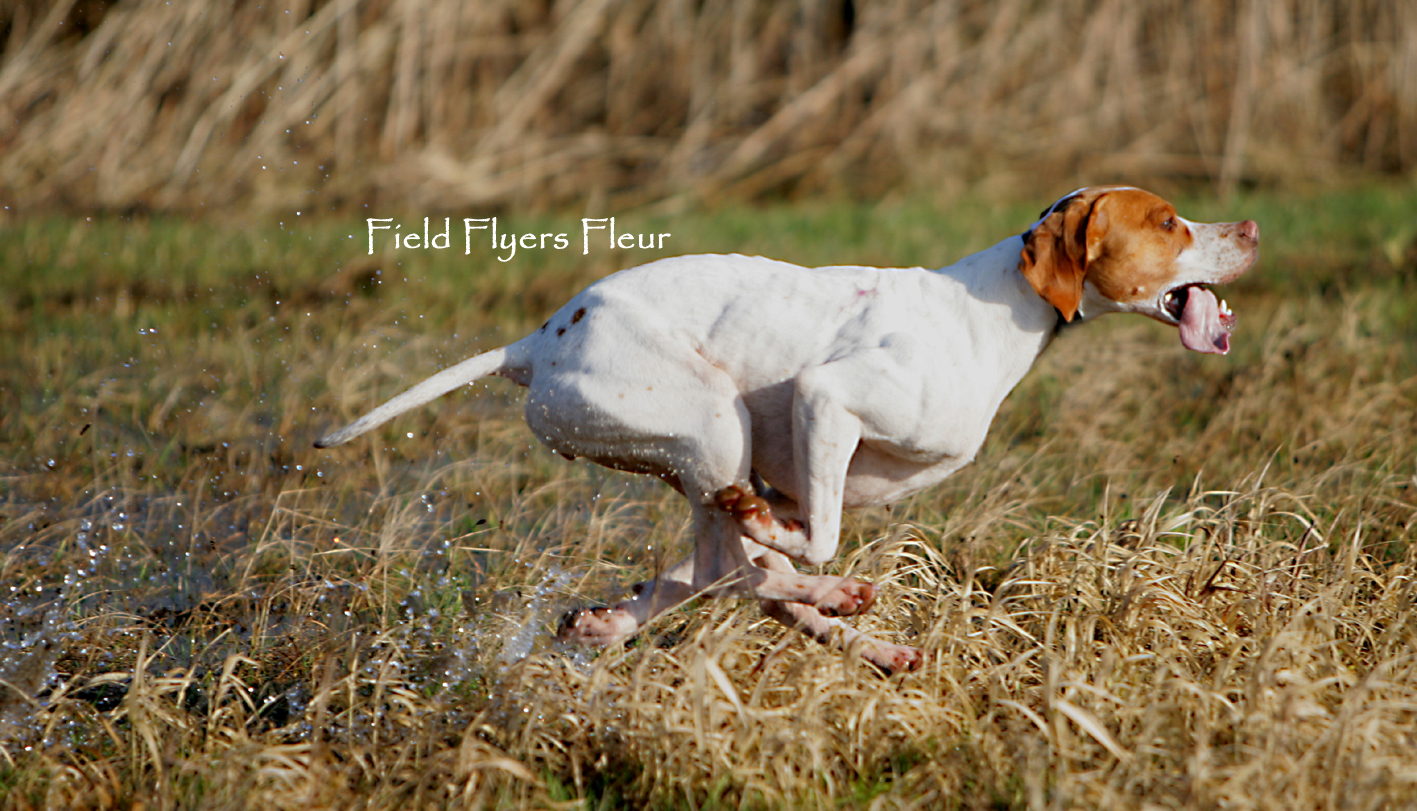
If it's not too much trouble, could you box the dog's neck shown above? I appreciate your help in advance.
[935,235,1066,354]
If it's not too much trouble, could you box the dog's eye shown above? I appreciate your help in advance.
[1161,217,1176,231]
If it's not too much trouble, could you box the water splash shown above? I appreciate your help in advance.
[0,610,72,745]
[494,566,571,667]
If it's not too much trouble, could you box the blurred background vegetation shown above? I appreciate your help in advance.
[1,0,1415,216]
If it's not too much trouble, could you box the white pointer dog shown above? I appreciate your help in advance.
[316,186,1259,674]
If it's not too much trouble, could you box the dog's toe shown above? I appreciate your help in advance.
[865,643,925,676]
[730,494,770,523]
[557,606,639,647]
[714,485,749,512]
[715,486,777,531]
[816,579,876,617]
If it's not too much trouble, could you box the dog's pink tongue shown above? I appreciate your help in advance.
[1178,287,1230,354]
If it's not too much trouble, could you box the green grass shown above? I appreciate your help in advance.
[2,183,1417,809]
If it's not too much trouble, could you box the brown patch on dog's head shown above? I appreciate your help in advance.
[1020,186,1193,320]
[1081,190,1196,306]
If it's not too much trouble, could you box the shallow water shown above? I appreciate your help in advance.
[0,469,610,752]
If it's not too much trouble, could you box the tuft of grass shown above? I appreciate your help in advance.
[1,185,1416,808]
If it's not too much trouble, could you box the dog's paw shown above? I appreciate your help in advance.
[714,484,774,524]
[713,484,749,512]
[715,485,808,548]
[730,493,773,527]
[863,642,926,676]
[814,579,876,617]
[556,606,639,647]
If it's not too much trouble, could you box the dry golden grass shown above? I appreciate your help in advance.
[2,0,1417,213]
[1,188,1417,808]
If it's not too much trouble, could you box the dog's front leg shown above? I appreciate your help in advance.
[720,358,888,566]
[712,490,876,616]
[788,364,865,565]
[751,546,924,675]
[710,371,861,565]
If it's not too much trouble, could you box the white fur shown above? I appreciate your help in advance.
[316,192,1257,673]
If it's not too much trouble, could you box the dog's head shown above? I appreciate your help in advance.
[1019,186,1259,354]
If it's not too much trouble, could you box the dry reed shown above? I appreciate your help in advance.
[5,467,1416,809]
[2,0,1416,214]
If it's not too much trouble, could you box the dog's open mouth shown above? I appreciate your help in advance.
[1163,284,1236,355]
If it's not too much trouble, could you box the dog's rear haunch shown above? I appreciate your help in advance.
[316,187,1258,674]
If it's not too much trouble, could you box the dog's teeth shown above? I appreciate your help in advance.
[1220,299,1230,314]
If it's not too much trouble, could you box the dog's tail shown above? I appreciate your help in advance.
[314,346,515,448]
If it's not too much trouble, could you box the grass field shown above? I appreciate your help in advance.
[3,184,1417,809]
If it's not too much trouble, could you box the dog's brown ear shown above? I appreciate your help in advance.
[1019,194,1102,322]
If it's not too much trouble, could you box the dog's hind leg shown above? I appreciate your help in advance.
[558,555,698,647]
